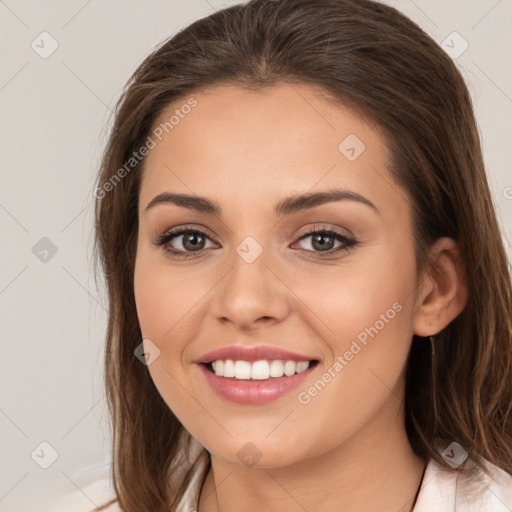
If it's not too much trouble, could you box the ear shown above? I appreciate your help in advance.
[413,237,468,337]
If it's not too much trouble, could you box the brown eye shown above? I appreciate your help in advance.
[293,227,357,256]
[154,226,216,257]
[179,231,207,251]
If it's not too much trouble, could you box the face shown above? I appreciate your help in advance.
[134,83,421,467]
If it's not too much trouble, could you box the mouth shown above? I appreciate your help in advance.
[197,359,320,405]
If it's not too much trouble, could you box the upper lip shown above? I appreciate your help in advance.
[196,345,318,364]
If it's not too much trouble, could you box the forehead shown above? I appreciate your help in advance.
[138,83,407,222]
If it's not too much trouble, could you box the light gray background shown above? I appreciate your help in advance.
[1,1,511,510]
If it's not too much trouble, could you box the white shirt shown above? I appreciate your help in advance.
[50,440,512,512]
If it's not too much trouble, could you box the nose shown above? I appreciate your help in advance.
[210,240,291,331]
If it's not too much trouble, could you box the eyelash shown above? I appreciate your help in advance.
[153,224,358,259]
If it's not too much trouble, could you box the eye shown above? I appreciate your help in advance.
[292,225,357,256]
[153,225,216,258]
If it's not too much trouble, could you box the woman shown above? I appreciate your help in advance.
[91,0,512,510]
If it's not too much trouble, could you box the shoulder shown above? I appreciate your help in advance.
[476,458,512,510]
[414,456,512,511]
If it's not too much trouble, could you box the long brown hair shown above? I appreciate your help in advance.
[93,0,512,510]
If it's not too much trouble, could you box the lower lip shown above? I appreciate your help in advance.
[198,363,318,405]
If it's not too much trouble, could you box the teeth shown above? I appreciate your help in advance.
[213,360,223,376]
[270,360,284,377]
[251,360,270,380]
[234,360,252,379]
[223,359,235,377]
[210,359,312,379]
[296,361,309,373]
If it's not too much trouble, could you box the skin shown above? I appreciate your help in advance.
[133,83,468,512]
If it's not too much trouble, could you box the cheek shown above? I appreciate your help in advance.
[289,254,417,447]
[304,242,417,405]
[297,242,417,354]
[134,247,201,343]
[134,263,172,341]
[133,252,200,422]
[133,246,214,401]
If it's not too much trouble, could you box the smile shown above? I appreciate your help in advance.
[198,359,319,404]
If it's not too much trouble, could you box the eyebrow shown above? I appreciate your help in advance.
[144,188,379,216]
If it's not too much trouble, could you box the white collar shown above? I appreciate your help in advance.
[414,455,512,511]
